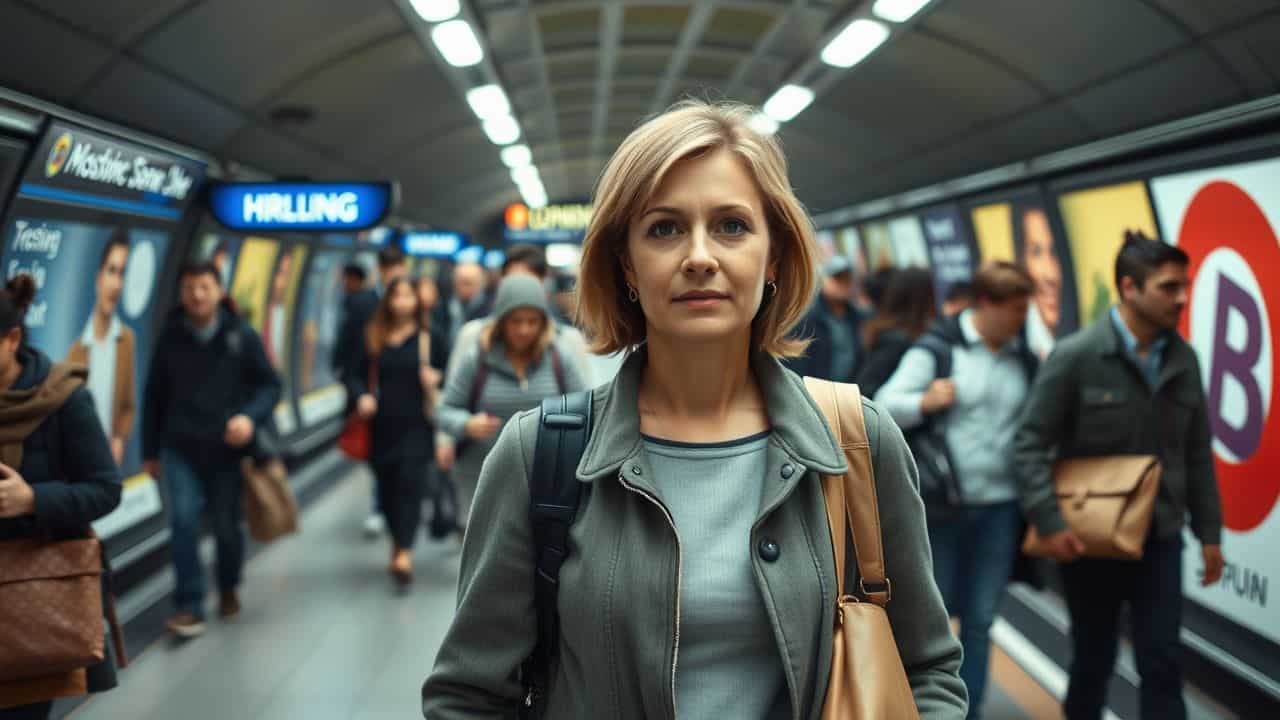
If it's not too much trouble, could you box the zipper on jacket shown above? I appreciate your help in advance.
[617,467,683,720]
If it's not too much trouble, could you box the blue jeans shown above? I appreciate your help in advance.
[1060,533,1186,720]
[164,449,244,619]
[928,501,1022,719]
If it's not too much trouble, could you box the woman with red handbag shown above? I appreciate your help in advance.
[348,278,440,588]
[0,275,124,719]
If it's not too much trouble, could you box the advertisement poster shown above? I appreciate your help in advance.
[970,199,1079,359]
[228,239,305,434]
[861,221,894,271]
[1150,155,1280,646]
[1058,182,1161,327]
[834,226,865,272]
[0,218,169,540]
[887,215,930,268]
[190,232,244,289]
[296,250,348,426]
[920,206,976,305]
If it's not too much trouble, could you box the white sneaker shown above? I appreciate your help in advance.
[363,513,385,538]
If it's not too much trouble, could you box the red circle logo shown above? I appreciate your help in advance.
[1176,180,1280,532]
[505,203,529,231]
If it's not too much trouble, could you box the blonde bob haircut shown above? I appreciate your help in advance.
[577,100,819,358]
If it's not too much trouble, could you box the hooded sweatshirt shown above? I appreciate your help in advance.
[143,303,281,470]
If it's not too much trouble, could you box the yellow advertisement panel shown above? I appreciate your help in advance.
[229,237,279,330]
[1058,182,1160,326]
[970,203,1015,262]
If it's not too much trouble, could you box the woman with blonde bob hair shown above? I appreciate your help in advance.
[423,101,967,719]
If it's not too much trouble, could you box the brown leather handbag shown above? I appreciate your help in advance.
[1022,455,1161,560]
[805,378,921,720]
[0,536,105,681]
[242,456,299,543]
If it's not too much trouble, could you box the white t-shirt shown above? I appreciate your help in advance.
[80,314,122,435]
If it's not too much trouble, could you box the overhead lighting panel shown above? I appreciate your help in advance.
[501,144,532,168]
[762,85,814,123]
[432,20,483,67]
[511,165,541,187]
[872,0,931,23]
[821,19,890,68]
[466,85,510,120]
[482,114,521,145]
[747,113,779,136]
[410,0,459,22]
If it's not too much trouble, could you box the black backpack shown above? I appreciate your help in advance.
[903,335,963,521]
[519,390,593,718]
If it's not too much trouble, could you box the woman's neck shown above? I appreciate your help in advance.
[639,331,767,442]
[1,353,23,390]
[387,318,416,340]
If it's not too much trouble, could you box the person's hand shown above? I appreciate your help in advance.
[144,460,162,480]
[0,462,36,518]
[421,365,442,389]
[435,441,456,472]
[464,413,501,441]
[357,394,378,420]
[920,379,957,414]
[110,437,125,466]
[224,414,255,448]
[1201,544,1225,587]
[1043,529,1087,562]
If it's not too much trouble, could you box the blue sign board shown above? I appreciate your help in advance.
[454,245,485,265]
[402,231,465,258]
[484,248,506,269]
[208,182,394,232]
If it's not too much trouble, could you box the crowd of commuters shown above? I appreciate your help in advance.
[0,101,1226,720]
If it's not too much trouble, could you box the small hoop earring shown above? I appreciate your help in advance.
[627,285,639,302]
[766,280,778,298]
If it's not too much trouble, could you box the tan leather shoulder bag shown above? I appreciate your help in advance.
[1022,455,1161,560]
[804,377,920,720]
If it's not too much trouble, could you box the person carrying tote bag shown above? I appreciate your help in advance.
[0,276,126,719]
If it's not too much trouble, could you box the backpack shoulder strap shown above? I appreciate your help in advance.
[468,337,489,413]
[522,389,593,710]
[548,345,565,394]
[802,377,891,607]
[914,334,953,379]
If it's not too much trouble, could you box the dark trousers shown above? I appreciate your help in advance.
[373,455,427,549]
[1060,533,1186,720]
[163,449,244,618]
[0,701,51,719]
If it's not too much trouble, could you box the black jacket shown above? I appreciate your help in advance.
[334,288,378,381]
[143,304,281,469]
[1014,312,1222,544]
[0,346,121,541]
[855,328,915,400]
[786,296,865,383]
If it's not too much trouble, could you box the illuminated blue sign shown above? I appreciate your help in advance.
[208,182,394,231]
[454,245,485,265]
[483,249,506,270]
[403,231,464,258]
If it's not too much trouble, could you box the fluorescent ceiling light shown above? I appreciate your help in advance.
[521,182,547,209]
[482,114,520,145]
[748,113,779,136]
[872,0,931,23]
[821,19,890,68]
[511,165,540,186]
[500,144,532,168]
[466,85,510,120]
[431,20,483,67]
[409,0,459,22]
[763,85,814,123]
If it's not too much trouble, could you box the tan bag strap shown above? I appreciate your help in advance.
[803,377,891,607]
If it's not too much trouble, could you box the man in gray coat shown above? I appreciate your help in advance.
[1013,234,1225,720]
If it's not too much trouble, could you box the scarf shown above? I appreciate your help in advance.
[0,361,87,469]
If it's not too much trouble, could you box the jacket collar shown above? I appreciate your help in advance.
[1090,309,1194,392]
[577,346,848,482]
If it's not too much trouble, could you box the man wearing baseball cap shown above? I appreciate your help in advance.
[785,254,867,383]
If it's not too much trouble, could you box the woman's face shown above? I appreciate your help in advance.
[502,308,546,354]
[624,147,775,349]
[96,245,129,317]
[1022,209,1062,330]
[0,327,20,381]
[388,282,418,322]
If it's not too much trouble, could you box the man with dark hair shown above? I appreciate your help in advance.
[785,255,866,382]
[1014,233,1224,720]
[144,262,281,638]
[341,263,367,296]
[68,230,135,465]
[334,246,409,538]
[876,261,1037,716]
[942,281,973,316]
[502,243,549,278]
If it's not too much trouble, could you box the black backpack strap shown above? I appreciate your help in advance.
[467,338,489,413]
[915,334,954,380]
[521,390,593,715]
[548,346,565,395]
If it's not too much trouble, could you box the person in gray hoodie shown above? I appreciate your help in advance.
[436,274,587,527]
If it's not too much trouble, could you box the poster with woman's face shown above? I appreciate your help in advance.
[1012,202,1079,359]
